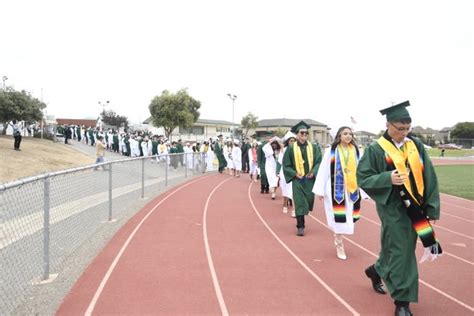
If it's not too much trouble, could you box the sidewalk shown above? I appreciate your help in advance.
[67,138,125,161]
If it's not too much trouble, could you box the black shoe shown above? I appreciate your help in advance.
[394,305,412,316]
[365,265,386,295]
[296,228,304,236]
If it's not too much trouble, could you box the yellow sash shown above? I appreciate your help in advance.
[377,137,424,204]
[293,141,313,176]
[337,144,358,193]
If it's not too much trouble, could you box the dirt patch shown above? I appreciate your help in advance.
[0,135,95,184]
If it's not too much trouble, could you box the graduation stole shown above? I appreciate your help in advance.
[377,136,442,260]
[330,145,361,223]
[293,141,313,177]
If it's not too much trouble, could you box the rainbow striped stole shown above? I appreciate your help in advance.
[377,136,441,251]
[330,147,361,223]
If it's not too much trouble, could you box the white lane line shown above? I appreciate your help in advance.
[308,215,474,312]
[248,183,360,316]
[360,213,474,265]
[442,200,474,212]
[442,212,474,223]
[364,200,474,239]
[84,176,209,316]
[202,177,233,316]
[441,193,474,205]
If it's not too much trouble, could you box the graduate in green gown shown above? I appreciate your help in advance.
[257,132,272,194]
[356,101,441,316]
[282,121,322,236]
[214,134,227,173]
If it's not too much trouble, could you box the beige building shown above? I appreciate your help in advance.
[249,118,331,146]
[142,118,237,142]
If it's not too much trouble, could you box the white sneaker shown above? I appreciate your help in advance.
[271,193,276,200]
[283,207,288,214]
[334,236,347,260]
[291,210,296,218]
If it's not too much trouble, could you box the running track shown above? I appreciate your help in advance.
[57,169,474,315]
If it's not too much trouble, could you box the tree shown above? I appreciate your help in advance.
[240,112,258,137]
[101,109,128,129]
[0,88,46,134]
[451,122,474,148]
[148,89,201,137]
[451,122,474,139]
[274,127,286,138]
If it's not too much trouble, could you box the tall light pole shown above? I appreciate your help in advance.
[227,93,237,139]
[2,76,8,90]
[98,100,110,130]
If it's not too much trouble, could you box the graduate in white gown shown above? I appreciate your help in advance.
[224,139,234,175]
[248,142,259,182]
[231,139,242,177]
[129,136,140,157]
[184,143,194,170]
[279,131,296,216]
[312,126,366,260]
[206,142,216,172]
[262,136,282,200]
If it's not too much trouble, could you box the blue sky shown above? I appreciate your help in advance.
[1,0,473,134]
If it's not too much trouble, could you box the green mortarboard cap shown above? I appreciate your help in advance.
[380,101,411,122]
[291,120,311,133]
[262,131,273,136]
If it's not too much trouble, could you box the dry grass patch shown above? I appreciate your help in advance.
[1,135,95,184]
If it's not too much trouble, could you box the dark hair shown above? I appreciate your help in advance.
[284,137,296,147]
[331,126,358,153]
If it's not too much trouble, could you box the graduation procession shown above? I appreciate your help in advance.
[4,102,473,316]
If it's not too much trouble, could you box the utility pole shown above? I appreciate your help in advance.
[227,93,237,139]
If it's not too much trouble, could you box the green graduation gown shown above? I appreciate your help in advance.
[282,141,322,216]
[356,135,440,303]
[257,141,269,187]
[214,141,227,171]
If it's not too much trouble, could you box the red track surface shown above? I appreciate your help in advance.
[57,173,474,315]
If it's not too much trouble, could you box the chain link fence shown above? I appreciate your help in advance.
[0,152,211,315]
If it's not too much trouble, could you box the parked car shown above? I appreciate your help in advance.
[438,143,462,150]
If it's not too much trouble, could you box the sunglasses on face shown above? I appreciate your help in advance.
[389,122,412,133]
[299,131,309,135]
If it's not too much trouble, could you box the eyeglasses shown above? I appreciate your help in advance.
[389,122,412,133]
[299,131,309,135]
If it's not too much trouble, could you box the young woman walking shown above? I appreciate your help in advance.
[313,126,365,260]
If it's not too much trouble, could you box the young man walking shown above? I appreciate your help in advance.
[357,101,442,316]
[282,121,322,236]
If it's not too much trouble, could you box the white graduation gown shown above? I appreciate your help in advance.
[224,145,233,168]
[313,147,364,235]
[263,143,279,188]
[278,147,292,199]
[232,146,242,171]
[206,148,216,171]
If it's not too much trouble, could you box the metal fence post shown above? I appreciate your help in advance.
[108,163,113,221]
[141,158,145,199]
[42,176,50,281]
[165,155,168,186]
[184,153,187,178]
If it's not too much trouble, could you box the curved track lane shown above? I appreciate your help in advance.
[57,173,474,315]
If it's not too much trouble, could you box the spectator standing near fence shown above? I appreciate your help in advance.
[282,121,322,236]
[9,120,23,151]
[94,136,107,171]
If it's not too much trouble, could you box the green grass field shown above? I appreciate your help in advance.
[427,148,474,158]
[434,165,474,200]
